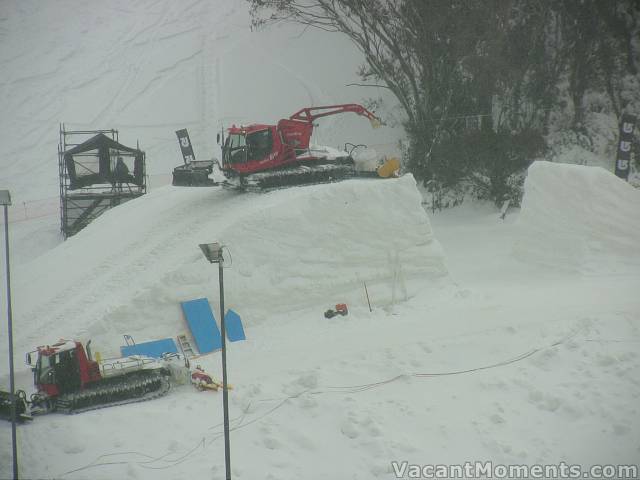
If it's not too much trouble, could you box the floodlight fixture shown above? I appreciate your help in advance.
[199,242,223,264]
[0,190,10,206]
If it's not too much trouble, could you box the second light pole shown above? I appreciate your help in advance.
[1,190,18,480]
[198,242,231,480]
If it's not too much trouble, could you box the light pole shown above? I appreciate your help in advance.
[1,190,17,480]
[198,242,231,480]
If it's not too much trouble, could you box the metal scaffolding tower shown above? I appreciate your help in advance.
[58,124,147,238]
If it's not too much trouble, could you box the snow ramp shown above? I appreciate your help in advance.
[212,175,447,316]
[10,176,446,355]
[513,161,640,273]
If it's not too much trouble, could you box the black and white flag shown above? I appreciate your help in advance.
[615,113,636,180]
[176,128,196,164]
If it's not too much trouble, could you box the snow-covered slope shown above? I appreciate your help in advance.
[514,161,640,273]
[0,0,401,204]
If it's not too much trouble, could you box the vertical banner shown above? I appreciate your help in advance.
[614,113,636,180]
[176,129,196,164]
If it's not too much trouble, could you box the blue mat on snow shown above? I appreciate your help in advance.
[225,309,246,342]
[120,338,178,358]
[181,298,222,354]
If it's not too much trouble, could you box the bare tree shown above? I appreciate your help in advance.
[249,1,469,171]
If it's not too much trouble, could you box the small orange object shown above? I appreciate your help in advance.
[377,157,400,178]
[324,303,349,318]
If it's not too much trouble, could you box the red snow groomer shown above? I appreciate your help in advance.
[219,104,398,189]
[22,339,185,415]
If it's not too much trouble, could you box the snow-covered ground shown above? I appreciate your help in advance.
[0,165,638,480]
[1,1,639,479]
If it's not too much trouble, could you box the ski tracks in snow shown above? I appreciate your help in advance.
[16,187,244,347]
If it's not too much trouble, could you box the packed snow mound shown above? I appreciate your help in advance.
[10,175,446,356]
[513,161,640,273]
[217,175,446,311]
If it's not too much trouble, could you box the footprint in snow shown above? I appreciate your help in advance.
[295,395,318,411]
[283,371,319,396]
[62,443,85,454]
[613,424,630,435]
[288,430,315,451]
[340,411,383,440]
[420,343,432,354]
[528,389,562,412]
[126,463,139,479]
[489,413,505,425]
[595,354,617,367]
[340,420,359,439]
[263,436,281,450]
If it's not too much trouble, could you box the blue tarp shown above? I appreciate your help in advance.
[225,309,246,342]
[120,338,178,358]
[181,298,222,354]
